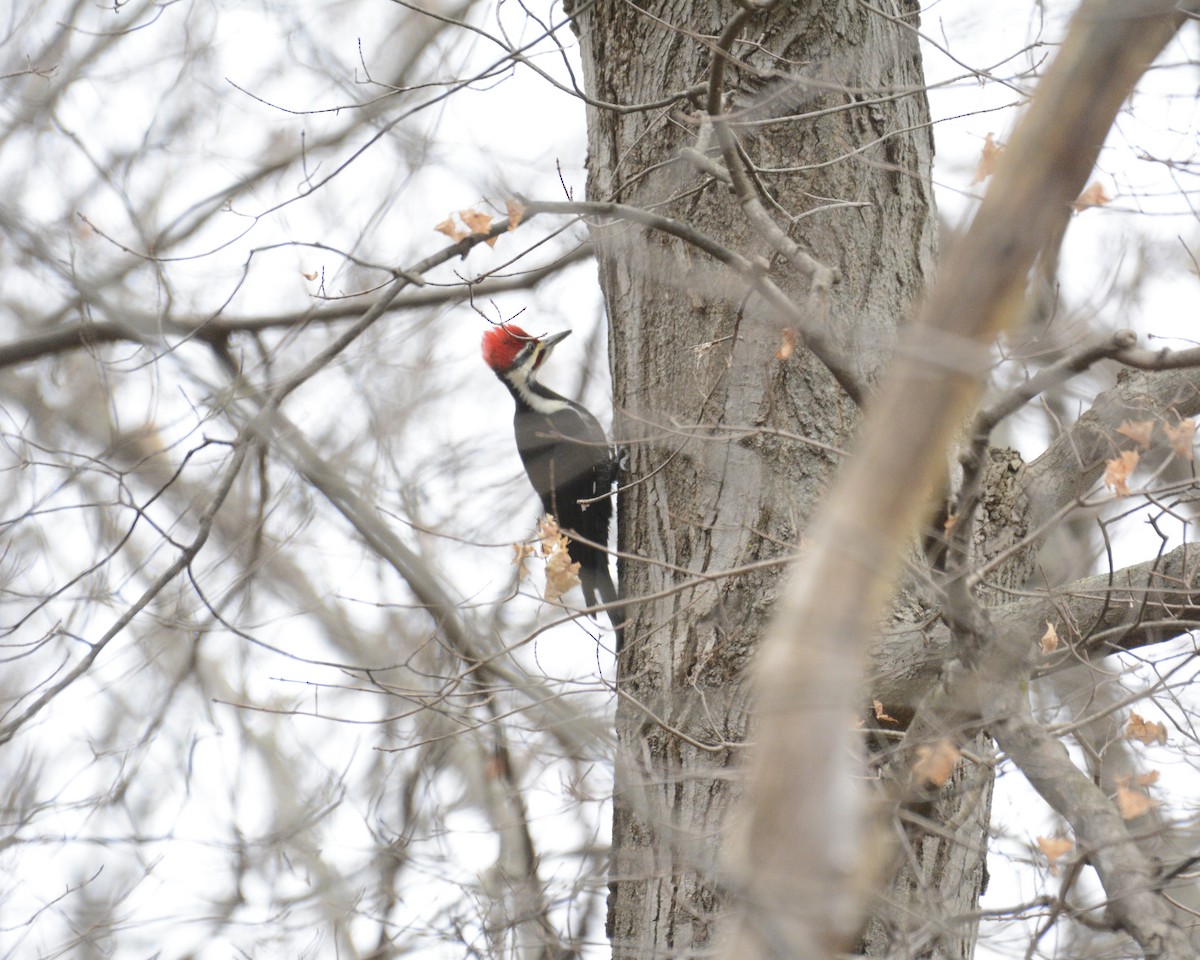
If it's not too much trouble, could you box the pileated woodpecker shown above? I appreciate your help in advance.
[482,323,624,649]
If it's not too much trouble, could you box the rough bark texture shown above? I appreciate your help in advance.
[568,1,943,956]
[859,738,995,960]
[856,451,1030,960]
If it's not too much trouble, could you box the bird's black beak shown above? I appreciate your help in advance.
[538,330,571,359]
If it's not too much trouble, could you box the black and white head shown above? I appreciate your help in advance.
[481,323,571,408]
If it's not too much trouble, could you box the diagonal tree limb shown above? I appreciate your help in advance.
[717,3,1192,958]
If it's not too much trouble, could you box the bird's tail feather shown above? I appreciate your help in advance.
[579,555,625,652]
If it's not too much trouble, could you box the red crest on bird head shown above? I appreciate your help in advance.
[482,324,533,372]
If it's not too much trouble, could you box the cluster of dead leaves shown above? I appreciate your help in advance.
[1126,711,1168,746]
[434,200,525,248]
[538,518,582,601]
[538,517,582,601]
[1105,416,1197,495]
[1117,416,1197,458]
[1038,776,1161,868]
[971,133,1112,212]
[511,517,583,602]
[1105,714,1168,819]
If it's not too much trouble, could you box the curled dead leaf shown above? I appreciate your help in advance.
[434,217,469,243]
[1114,774,1155,820]
[972,132,1002,185]
[914,738,961,788]
[775,327,797,361]
[1072,181,1112,212]
[873,699,898,725]
[512,542,534,581]
[1040,621,1059,655]
[1163,418,1196,461]
[459,208,496,246]
[537,517,581,601]
[1036,836,1073,874]
[506,198,525,229]
[1103,449,1138,496]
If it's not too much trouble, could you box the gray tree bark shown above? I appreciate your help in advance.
[565,1,968,956]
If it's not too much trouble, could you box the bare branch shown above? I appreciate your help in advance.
[0,438,252,746]
[523,198,865,404]
[872,541,1200,713]
[702,6,839,290]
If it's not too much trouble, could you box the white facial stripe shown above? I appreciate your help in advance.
[512,376,568,414]
[504,346,570,413]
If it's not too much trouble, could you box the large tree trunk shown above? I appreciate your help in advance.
[565,1,980,956]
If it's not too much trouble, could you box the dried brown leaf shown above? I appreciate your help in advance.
[914,738,961,788]
[537,516,564,555]
[972,133,1002,184]
[512,542,534,582]
[775,327,797,361]
[459,208,496,246]
[434,216,469,243]
[544,547,581,602]
[1104,449,1138,495]
[1115,776,1155,820]
[1072,181,1112,212]
[1040,621,1059,655]
[506,198,525,230]
[1163,419,1196,461]
[1116,419,1154,449]
[1036,836,1073,874]
[1126,712,1167,746]
[873,699,898,725]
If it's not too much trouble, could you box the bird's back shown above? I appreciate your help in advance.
[513,403,612,550]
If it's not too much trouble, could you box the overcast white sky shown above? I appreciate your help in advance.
[2,0,1198,957]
